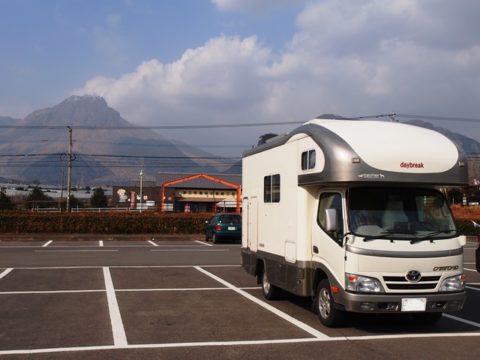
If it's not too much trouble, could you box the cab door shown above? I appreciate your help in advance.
[311,191,346,286]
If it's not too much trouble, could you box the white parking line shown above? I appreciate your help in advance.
[0,290,105,295]
[42,240,53,247]
[12,265,241,270]
[99,240,104,247]
[195,240,213,247]
[0,268,13,280]
[195,266,328,340]
[151,249,229,252]
[148,240,158,247]
[35,250,119,253]
[443,314,480,329]
[466,285,480,291]
[103,267,128,347]
[0,287,260,295]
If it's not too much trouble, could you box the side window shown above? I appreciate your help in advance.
[264,176,271,202]
[209,216,218,225]
[317,192,344,243]
[264,174,280,203]
[301,150,316,170]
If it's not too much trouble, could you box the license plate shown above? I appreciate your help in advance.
[228,226,236,231]
[401,298,426,312]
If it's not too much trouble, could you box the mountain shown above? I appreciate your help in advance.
[405,119,480,184]
[405,119,480,154]
[0,116,18,127]
[0,95,225,185]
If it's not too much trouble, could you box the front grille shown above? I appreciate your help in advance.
[383,275,441,290]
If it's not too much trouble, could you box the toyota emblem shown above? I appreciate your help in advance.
[406,270,422,282]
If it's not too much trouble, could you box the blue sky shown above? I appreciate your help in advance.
[0,0,300,115]
[1,0,480,154]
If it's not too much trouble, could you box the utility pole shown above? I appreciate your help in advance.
[139,168,144,213]
[66,126,73,212]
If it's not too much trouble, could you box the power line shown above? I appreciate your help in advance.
[0,120,305,130]
[396,114,480,123]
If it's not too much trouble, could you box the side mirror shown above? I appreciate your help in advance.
[325,208,338,232]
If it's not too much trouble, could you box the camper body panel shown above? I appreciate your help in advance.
[242,119,468,320]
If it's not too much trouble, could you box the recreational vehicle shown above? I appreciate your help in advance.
[241,119,468,327]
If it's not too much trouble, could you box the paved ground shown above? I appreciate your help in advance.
[0,237,479,359]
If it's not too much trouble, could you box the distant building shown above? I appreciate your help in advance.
[112,173,241,213]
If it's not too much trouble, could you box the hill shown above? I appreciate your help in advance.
[0,96,229,185]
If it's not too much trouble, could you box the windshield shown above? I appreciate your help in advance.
[348,187,456,240]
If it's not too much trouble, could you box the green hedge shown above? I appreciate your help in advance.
[0,211,211,234]
[1,211,479,236]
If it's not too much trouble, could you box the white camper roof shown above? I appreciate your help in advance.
[243,119,468,186]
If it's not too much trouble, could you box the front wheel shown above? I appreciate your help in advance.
[314,279,344,327]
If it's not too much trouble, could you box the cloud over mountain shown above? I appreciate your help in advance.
[75,0,480,148]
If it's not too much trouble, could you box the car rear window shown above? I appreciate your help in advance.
[220,215,241,224]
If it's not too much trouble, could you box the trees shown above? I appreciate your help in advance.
[0,191,14,210]
[26,186,54,209]
[90,187,108,208]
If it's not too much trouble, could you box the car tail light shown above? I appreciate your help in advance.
[215,224,221,231]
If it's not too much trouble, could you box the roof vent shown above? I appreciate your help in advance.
[257,133,278,146]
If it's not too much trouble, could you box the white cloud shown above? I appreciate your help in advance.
[212,0,302,13]
[76,0,480,153]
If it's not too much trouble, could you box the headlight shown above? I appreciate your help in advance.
[439,274,465,292]
[346,273,385,293]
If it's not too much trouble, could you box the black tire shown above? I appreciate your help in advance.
[314,279,344,327]
[261,267,282,300]
[212,233,217,244]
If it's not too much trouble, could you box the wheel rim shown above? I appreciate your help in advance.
[318,288,331,319]
[262,272,270,295]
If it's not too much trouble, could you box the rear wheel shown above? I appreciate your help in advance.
[212,233,217,244]
[261,267,281,300]
[314,279,344,327]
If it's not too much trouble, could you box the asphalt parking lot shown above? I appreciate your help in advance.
[0,238,479,359]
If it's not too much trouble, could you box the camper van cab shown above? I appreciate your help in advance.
[241,119,467,327]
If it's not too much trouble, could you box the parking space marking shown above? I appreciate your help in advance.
[0,289,105,295]
[99,240,104,247]
[35,249,119,253]
[195,266,329,340]
[151,249,229,252]
[443,314,480,329]
[0,268,13,280]
[195,240,213,247]
[148,240,158,247]
[42,240,53,247]
[117,287,227,292]
[103,267,128,346]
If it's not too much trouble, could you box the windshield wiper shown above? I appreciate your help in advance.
[409,229,457,244]
[363,230,398,242]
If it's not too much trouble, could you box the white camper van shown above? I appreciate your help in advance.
[241,119,468,327]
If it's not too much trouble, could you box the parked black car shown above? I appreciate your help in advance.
[205,213,241,244]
